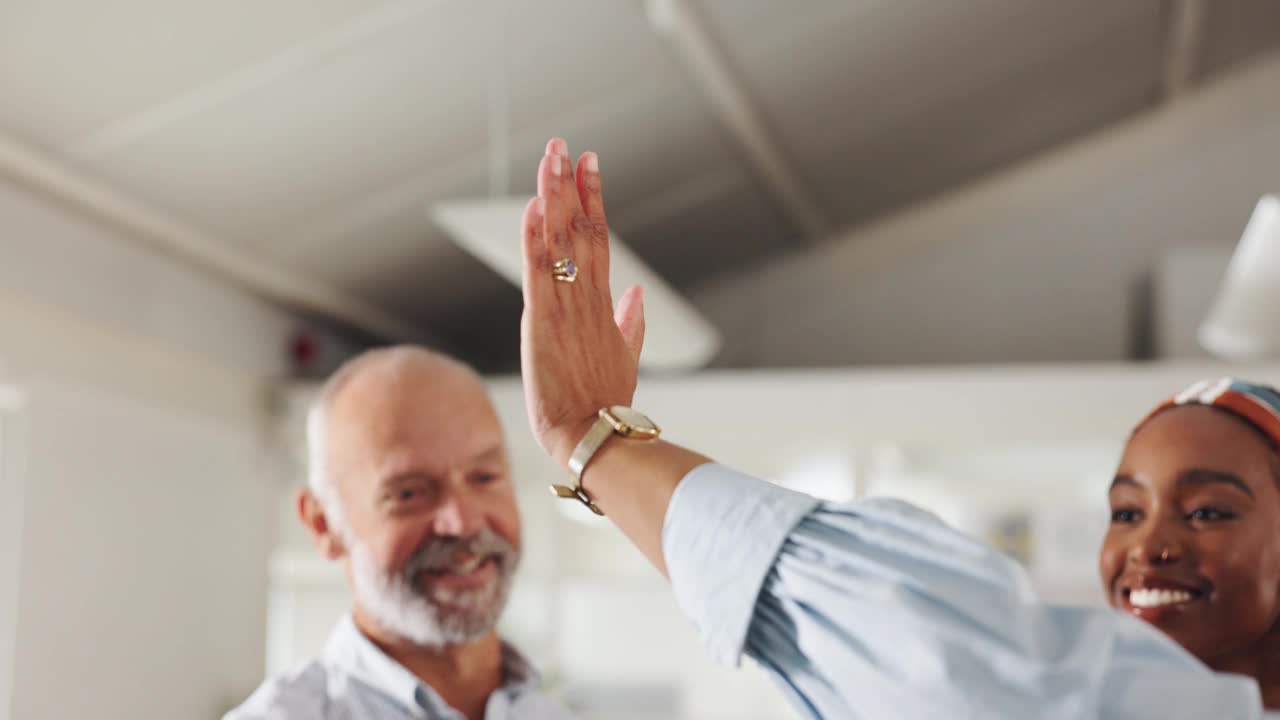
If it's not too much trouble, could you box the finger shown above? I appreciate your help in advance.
[576,151,611,289]
[536,138,560,197]
[614,284,646,367]
[535,155,572,257]
[539,138,593,282]
[520,196,553,307]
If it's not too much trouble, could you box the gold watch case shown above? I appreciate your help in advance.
[599,405,661,439]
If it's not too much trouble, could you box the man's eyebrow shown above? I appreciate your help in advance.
[1109,474,1141,491]
[470,445,506,463]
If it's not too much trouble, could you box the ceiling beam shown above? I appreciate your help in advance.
[1161,0,1207,101]
[645,0,828,240]
[68,0,450,158]
[0,131,432,344]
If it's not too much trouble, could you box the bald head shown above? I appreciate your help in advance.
[306,346,497,525]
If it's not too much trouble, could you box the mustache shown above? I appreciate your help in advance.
[402,528,518,578]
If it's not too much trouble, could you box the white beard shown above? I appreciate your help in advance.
[347,534,517,649]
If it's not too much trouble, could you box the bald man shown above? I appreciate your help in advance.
[226,346,574,720]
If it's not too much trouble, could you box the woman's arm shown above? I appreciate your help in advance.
[517,137,1267,719]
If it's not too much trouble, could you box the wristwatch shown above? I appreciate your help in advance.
[549,406,661,515]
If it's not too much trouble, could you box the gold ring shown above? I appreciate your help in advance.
[552,258,578,283]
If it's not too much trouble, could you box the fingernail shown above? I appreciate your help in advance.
[550,154,562,177]
[585,152,599,174]
[549,138,567,157]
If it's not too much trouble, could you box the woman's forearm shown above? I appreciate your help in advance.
[570,434,712,577]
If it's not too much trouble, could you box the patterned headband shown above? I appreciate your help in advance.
[1138,377,1280,449]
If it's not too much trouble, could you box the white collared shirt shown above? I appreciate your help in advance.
[225,614,575,719]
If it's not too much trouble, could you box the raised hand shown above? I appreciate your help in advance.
[519,137,645,467]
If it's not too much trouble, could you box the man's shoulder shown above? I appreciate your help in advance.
[223,658,336,720]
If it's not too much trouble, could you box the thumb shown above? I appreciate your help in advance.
[614,284,646,367]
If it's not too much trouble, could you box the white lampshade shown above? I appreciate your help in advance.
[1199,194,1280,360]
[432,198,721,371]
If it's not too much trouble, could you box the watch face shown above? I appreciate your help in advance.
[608,405,659,434]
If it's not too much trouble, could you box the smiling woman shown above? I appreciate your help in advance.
[1102,378,1280,708]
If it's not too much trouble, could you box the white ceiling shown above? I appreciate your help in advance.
[2,0,1279,370]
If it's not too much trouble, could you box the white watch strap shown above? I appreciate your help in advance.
[568,415,616,483]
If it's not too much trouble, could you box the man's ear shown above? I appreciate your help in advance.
[296,487,347,560]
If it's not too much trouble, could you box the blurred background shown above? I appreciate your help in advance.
[2,1,1280,718]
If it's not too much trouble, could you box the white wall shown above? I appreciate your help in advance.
[12,380,273,720]
[1153,246,1232,359]
[0,174,295,719]
[695,49,1280,367]
[0,388,25,720]
[0,173,290,380]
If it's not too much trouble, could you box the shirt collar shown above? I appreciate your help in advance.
[499,641,539,690]
[323,613,542,716]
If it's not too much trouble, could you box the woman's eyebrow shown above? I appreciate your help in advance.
[1176,468,1254,499]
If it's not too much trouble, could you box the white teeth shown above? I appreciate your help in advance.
[1129,588,1194,608]
[423,555,492,575]
[451,556,486,574]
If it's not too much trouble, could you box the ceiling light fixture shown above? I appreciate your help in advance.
[432,199,721,371]
[1199,194,1280,360]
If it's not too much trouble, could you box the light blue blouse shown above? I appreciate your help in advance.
[663,463,1276,719]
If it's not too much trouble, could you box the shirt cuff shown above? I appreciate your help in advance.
[661,463,819,667]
